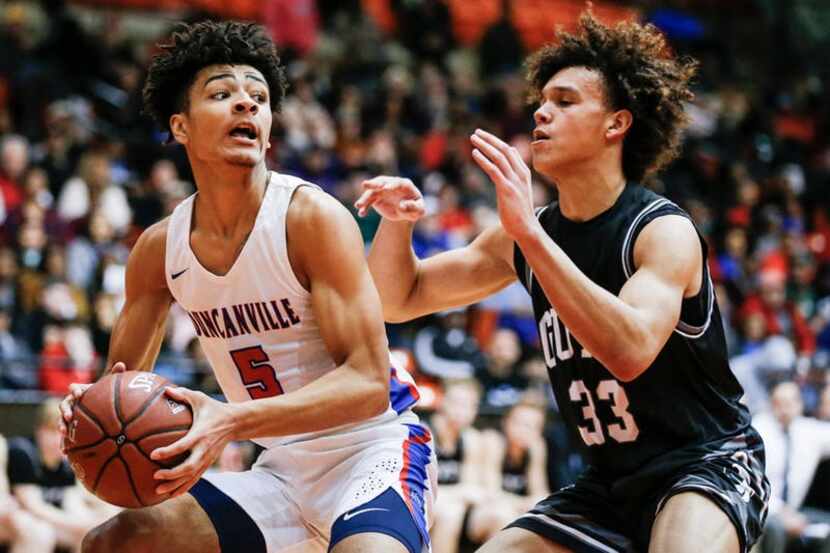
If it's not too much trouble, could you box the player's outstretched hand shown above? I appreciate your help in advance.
[354,176,425,221]
[470,129,537,240]
[59,362,127,451]
[151,387,235,498]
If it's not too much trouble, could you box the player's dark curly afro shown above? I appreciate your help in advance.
[142,20,288,135]
[526,12,697,182]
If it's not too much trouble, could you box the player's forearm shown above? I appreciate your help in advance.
[367,218,420,322]
[516,225,658,381]
[229,363,389,440]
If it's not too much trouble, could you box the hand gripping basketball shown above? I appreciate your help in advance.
[63,370,193,508]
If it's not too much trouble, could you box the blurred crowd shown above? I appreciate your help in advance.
[0,0,829,551]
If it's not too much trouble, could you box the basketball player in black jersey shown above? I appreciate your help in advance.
[357,11,769,553]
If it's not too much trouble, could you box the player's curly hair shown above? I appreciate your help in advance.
[142,20,288,135]
[526,12,697,182]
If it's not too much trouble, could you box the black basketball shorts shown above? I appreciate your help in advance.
[508,438,770,553]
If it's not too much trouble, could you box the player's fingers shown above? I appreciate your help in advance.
[110,362,127,373]
[471,135,516,181]
[60,396,75,422]
[168,469,207,498]
[155,474,190,495]
[69,382,89,397]
[354,189,381,216]
[360,178,390,191]
[474,129,523,175]
[163,386,196,407]
[474,128,512,151]
[399,199,425,219]
[472,149,509,189]
[150,432,194,462]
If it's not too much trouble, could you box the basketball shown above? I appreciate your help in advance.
[64,371,193,508]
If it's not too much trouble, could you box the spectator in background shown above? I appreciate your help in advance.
[7,398,117,552]
[478,0,524,78]
[0,246,18,315]
[740,269,816,357]
[754,381,830,553]
[413,308,486,380]
[280,67,336,154]
[465,395,549,547]
[65,210,129,294]
[428,378,486,553]
[57,149,131,235]
[731,335,796,415]
[0,433,57,553]
[0,307,36,389]
[0,134,29,223]
[479,327,526,408]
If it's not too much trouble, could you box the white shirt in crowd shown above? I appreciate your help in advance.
[753,412,830,514]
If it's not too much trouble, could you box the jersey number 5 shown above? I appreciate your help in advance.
[569,379,639,446]
[230,346,285,399]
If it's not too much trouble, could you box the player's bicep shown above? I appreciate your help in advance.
[619,215,702,346]
[298,194,389,377]
[408,225,517,316]
[107,221,173,372]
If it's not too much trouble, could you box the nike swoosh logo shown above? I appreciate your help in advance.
[171,268,189,279]
[342,507,389,521]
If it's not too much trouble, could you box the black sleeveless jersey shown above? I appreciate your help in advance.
[514,184,755,479]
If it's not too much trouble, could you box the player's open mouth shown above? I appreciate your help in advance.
[229,123,258,143]
[531,129,550,145]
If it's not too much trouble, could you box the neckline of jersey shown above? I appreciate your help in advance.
[185,171,273,280]
[554,182,634,230]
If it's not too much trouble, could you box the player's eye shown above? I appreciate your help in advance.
[558,100,573,107]
[252,92,268,103]
[211,91,230,100]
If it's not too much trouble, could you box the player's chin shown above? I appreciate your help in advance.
[530,153,559,176]
[223,151,261,168]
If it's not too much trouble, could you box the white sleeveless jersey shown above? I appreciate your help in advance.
[165,172,419,448]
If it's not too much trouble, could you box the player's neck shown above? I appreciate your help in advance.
[191,162,269,236]
[553,163,626,223]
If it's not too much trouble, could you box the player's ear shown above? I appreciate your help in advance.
[606,109,633,142]
[169,113,189,145]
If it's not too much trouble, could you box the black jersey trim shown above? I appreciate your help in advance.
[675,270,715,338]
[620,199,670,279]
[620,198,714,339]
[524,205,551,291]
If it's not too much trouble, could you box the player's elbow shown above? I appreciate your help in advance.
[608,346,658,382]
[383,308,416,324]
[363,376,390,418]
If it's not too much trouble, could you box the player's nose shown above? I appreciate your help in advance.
[234,98,258,114]
[533,105,552,125]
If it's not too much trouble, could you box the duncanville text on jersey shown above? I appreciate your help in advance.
[186,298,301,339]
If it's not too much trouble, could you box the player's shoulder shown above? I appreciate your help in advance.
[286,181,356,233]
[131,216,171,259]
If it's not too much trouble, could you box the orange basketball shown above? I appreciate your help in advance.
[64,371,192,508]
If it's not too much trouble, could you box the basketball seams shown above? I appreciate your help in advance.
[64,435,110,455]
[113,373,124,427]
[92,454,118,493]
[75,401,111,437]
[133,425,192,443]
[118,452,145,507]
[68,371,193,508]
[122,385,170,428]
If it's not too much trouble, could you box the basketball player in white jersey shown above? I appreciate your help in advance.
[57,21,435,553]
